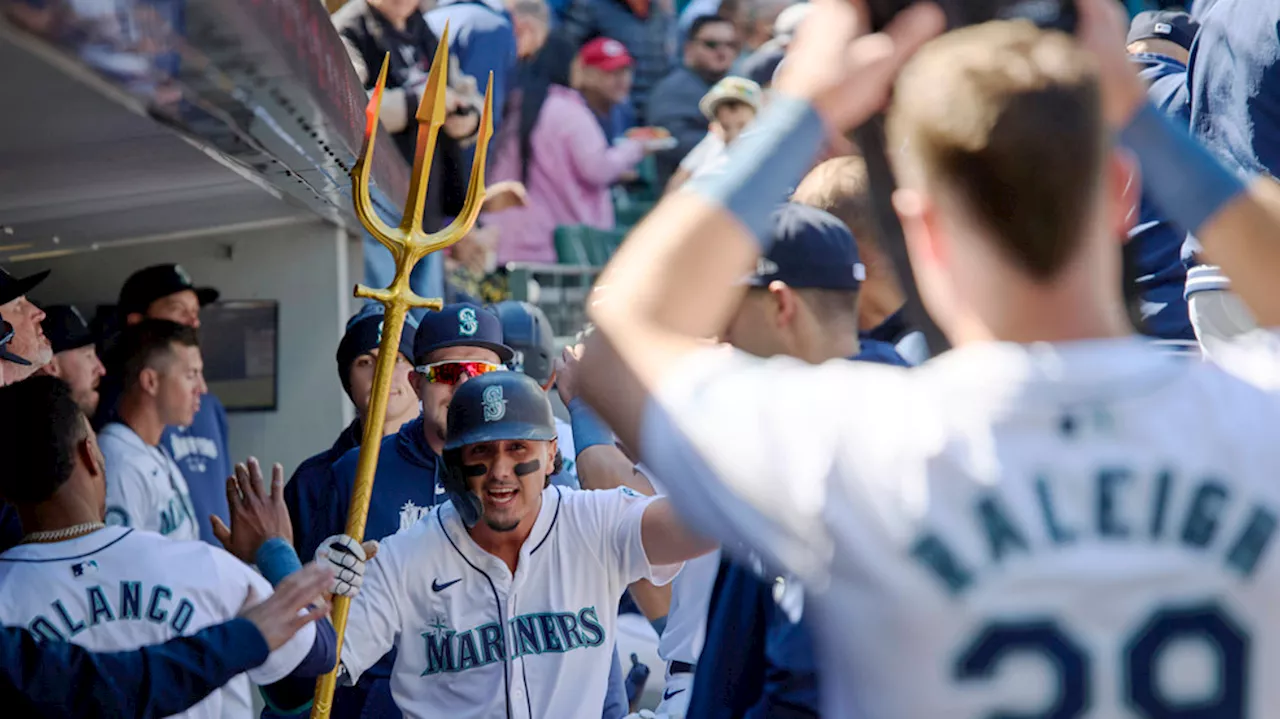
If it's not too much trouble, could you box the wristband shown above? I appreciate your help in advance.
[684,94,826,252]
[569,397,614,457]
[1119,103,1247,236]
[256,537,303,587]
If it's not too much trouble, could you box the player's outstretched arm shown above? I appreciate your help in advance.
[640,499,719,566]
[1073,0,1280,327]
[579,0,944,449]
[0,563,332,719]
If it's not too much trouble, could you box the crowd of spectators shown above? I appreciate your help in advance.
[333,0,813,312]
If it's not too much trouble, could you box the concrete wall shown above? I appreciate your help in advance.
[9,219,362,475]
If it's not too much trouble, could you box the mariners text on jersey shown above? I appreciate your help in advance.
[911,466,1278,596]
[24,581,197,642]
[420,606,606,676]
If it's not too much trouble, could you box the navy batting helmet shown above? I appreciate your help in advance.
[442,371,559,526]
[490,301,556,386]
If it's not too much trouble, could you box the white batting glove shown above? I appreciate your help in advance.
[314,534,373,597]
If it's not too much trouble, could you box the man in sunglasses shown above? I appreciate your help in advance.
[648,15,741,187]
[318,302,513,719]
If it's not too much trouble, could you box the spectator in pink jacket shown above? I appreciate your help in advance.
[485,42,658,264]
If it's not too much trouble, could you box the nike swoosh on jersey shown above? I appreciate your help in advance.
[432,578,461,592]
[663,688,685,700]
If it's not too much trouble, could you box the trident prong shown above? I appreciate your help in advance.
[310,38,495,719]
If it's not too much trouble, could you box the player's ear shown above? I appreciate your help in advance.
[768,280,796,327]
[138,366,160,395]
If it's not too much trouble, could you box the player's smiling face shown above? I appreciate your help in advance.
[459,438,557,533]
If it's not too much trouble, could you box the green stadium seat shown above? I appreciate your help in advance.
[553,225,627,266]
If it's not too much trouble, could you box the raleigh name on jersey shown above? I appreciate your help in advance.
[642,338,1280,718]
[339,484,681,719]
[0,527,316,718]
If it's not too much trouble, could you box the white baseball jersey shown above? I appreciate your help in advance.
[640,338,1280,718]
[339,484,681,719]
[0,527,316,718]
[642,464,717,665]
[100,422,199,541]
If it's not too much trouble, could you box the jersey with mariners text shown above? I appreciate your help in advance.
[0,527,316,718]
[641,337,1280,719]
[339,484,681,719]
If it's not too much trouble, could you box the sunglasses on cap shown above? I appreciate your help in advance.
[414,360,504,385]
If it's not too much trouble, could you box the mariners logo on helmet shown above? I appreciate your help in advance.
[459,307,479,336]
[376,320,384,344]
[482,385,507,422]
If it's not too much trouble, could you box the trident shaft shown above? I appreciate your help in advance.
[310,27,494,719]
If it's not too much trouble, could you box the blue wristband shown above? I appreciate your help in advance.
[569,397,614,457]
[1119,103,1247,236]
[684,94,826,252]
[256,537,303,587]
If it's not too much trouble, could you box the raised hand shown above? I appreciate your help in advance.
[211,457,293,564]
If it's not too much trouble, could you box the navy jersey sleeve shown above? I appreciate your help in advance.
[0,618,268,719]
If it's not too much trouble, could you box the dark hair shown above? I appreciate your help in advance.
[688,15,734,44]
[0,376,87,504]
[116,319,200,392]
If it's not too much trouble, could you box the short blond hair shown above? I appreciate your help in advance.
[887,21,1105,281]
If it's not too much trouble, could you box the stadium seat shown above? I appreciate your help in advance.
[553,225,627,266]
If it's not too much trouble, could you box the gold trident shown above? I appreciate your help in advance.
[310,26,494,719]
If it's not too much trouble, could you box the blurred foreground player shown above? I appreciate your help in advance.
[581,0,1280,714]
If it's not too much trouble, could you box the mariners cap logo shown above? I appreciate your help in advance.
[482,385,507,422]
[174,264,192,285]
[458,307,479,337]
[756,258,779,276]
[376,320,384,344]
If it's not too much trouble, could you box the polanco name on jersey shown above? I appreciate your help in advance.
[27,581,197,642]
[421,606,606,676]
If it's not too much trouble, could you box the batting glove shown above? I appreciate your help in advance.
[623,712,661,719]
[315,534,373,597]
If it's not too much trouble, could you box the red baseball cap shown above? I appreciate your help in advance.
[579,37,633,72]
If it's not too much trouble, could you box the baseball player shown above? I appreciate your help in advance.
[490,300,580,485]
[0,266,52,383]
[101,264,233,548]
[316,371,716,719]
[0,376,336,718]
[38,305,108,416]
[99,320,201,540]
[315,302,514,718]
[575,0,1280,715]
[0,310,31,387]
[286,310,419,562]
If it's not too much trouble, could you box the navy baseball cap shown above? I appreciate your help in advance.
[1127,11,1199,51]
[336,312,417,393]
[745,203,866,290]
[414,303,514,365]
[0,310,30,366]
[41,305,95,354]
[0,266,49,307]
[118,264,219,316]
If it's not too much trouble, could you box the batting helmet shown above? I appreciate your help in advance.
[490,301,556,386]
[442,371,559,526]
